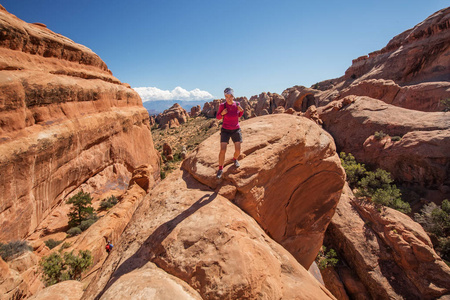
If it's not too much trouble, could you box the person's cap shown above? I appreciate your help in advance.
[224,87,234,96]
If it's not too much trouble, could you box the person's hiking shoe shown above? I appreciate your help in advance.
[234,159,240,168]
[216,169,223,179]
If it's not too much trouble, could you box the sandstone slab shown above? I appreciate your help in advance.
[182,114,346,268]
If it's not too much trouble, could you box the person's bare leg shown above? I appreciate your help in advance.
[233,142,241,160]
[219,142,227,167]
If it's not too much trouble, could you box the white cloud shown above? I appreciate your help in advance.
[133,86,214,102]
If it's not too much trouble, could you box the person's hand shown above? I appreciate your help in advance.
[221,108,228,115]
[237,105,244,112]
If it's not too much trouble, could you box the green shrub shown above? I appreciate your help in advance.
[67,227,82,237]
[441,99,450,112]
[79,217,98,231]
[40,250,92,286]
[316,246,338,270]
[160,170,166,180]
[98,195,119,211]
[372,186,410,213]
[44,239,62,250]
[374,131,387,140]
[391,136,401,142]
[60,242,71,251]
[66,191,96,229]
[415,200,450,261]
[0,241,33,261]
[339,152,367,188]
[340,152,411,214]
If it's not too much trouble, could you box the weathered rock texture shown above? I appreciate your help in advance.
[28,280,84,300]
[325,183,450,299]
[84,169,336,300]
[338,79,450,112]
[182,114,346,268]
[155,103,189,129]
[344,8,450,85]
[0,6,160,242]
[319,96,450,188]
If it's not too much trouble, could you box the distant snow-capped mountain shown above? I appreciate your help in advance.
[142,100,209,115]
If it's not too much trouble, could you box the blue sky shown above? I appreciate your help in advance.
[2,1,448,100]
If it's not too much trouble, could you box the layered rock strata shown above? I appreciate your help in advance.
[182,114,346,268]
[0,7,160,241]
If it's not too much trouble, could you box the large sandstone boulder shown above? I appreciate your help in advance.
[28,280,84,300]
[84,169,335,299]
[0,6,160,242]
[182,114,346,268]
[325,184,450,299]
[155,103,189,129]
[344,7,450,85]
[319,96,450,188]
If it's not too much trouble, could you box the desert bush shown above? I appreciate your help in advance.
[67,227,82,237]
[339,152,367,187]
[67,191,96,229]
[44,239,62,250]
[60,242,71,251]
[374,130,387,140]
[0,241,33,261]
[357,168,393,197]
[40,250,92,286]
[98,195,119,211]
[441,99,450,112]
[340,152,410,213]
[391,136,401,141]
[415,200,450,261]
[79,217,98,231]
[372,186,410,213]
[316,246,338,270]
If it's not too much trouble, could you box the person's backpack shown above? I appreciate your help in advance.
[105,244,111,252]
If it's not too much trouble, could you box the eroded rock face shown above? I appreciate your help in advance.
[0,6,160,242]
[190,105,201,117]
[83,170,336,299]
[182,114,346,268]
[338,79,450,112]
[156,103,189,129]
[319,96,450,187]
[28,280,84,300]
[344,7,450,85]
[325,184,450,299]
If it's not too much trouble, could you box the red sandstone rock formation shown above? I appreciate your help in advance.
[201,99,221,118]
[319,96,450,188]
[325,184,450,299]
[344,8,450,85]
[190,104,201,117]
[0,6,160,242]
[83,169,336,299]
[182,114,346,269]
[338,79,450,112]
[156,103,189,129]
[282,86,319,112]
[28,281,84,300]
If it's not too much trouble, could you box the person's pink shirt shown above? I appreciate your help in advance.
[216,101,243,130]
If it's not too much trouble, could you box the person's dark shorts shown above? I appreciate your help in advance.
[220,128,243,144]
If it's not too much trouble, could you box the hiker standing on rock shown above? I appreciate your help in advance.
[216,87,244,179]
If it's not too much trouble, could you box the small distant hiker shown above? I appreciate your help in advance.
[105,241,113,253]
[216,87,244,179]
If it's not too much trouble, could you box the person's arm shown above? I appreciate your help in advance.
[216,104,225,120]
[237,103,244,117]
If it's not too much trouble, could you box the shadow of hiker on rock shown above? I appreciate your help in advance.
[96,191,218,299]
